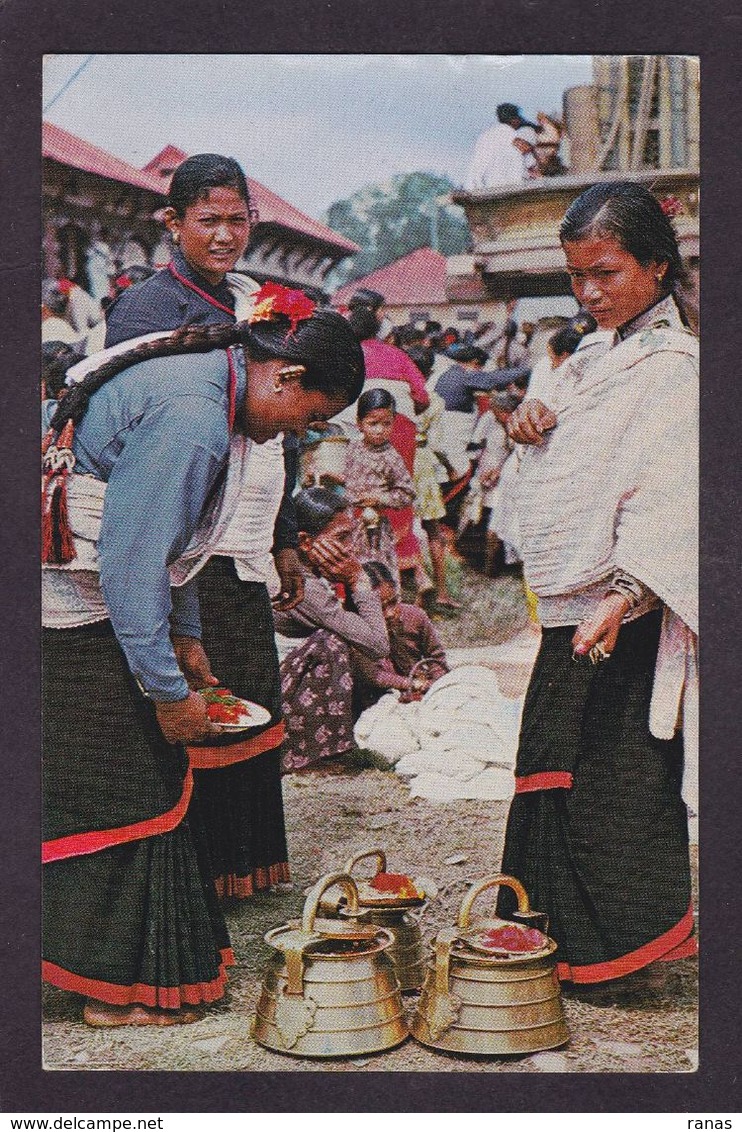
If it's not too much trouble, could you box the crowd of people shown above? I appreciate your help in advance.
[41,149,698,1030]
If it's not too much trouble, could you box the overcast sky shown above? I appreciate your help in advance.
[43,54,594,219]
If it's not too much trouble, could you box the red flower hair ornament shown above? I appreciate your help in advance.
[249,281,316,334]
[660,195,684,219]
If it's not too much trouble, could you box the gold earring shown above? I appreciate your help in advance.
[273,378,283,393]
[278,365,307,381]
[172,232,180,245]
[656,271,665,282]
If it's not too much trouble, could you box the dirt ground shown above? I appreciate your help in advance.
[41,571,698,1074]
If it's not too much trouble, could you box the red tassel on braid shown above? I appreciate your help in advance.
[41,420,77,565]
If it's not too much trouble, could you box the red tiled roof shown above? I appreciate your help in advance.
[44,122,359,255]
[248,178,359,254]
[141,145,189,178]
[43,121,166,195]
[334,247,447,307]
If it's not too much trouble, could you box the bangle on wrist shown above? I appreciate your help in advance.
[605,571,646,610]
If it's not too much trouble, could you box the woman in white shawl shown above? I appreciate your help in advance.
[497,181,698,988]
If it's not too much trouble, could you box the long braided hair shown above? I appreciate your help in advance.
[42,308,365,564]
[47,309,366,438]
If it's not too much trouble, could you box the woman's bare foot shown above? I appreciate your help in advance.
[84,1000,201,1027]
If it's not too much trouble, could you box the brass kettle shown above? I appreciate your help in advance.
[411,874,569,1056]
[334,848,431,992]
[315,849,434,989]
[252,872,408,1058]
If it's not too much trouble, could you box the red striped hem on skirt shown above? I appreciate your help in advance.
[515,771,574,793]
[441,469,472,504]
[42,947,235,1009]
[42,769,194,864]
[556,903,696,984]
[187,721,285,769]
[214,860,291,899]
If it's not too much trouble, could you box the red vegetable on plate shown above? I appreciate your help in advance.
[480,925,547,953]
[370,872,421,899]
[206,702,245,724]
[200,687,252,724]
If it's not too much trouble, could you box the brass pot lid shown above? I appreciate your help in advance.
[454,876,557,962]
[337,848,437,907]
[353,883,427,909]
[458,926,557,963]
[287,913,379,941]
[266,873,382,949]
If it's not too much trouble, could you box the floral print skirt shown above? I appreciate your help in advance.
[280,630,356,772]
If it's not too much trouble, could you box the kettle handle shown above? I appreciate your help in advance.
[302,872,360,935]
[342,847,387,876]
[458,874,530,929]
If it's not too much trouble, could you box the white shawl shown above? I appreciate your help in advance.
[517,306,698,805]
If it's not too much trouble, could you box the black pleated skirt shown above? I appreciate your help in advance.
[191,558,290,897]
[42,621,232,1008]
[498,610,695,983]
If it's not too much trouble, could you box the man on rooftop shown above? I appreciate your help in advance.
[465,102,538,191]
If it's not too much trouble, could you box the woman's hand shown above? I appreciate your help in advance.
[307,535,362,587]
[155,691,221,745]
[171,634,218,691]
[572,592,631,659]
[272,547,305,611]
[506,399,557,446]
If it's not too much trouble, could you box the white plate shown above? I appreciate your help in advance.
[201,691,271,732]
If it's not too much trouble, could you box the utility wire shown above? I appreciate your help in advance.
[43,55,95,114]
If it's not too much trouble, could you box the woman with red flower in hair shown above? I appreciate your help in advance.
[42,298,364,1025]
[98,154,316,901]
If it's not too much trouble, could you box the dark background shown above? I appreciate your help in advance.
[2,0,740,1114]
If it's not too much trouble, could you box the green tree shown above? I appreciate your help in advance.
[322,171,471,291]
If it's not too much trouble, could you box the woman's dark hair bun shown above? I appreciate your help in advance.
[294,487,348,536]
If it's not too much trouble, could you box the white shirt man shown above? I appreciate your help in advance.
[465,103,538,191]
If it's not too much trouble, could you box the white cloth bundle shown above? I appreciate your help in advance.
[354,664,524,801]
